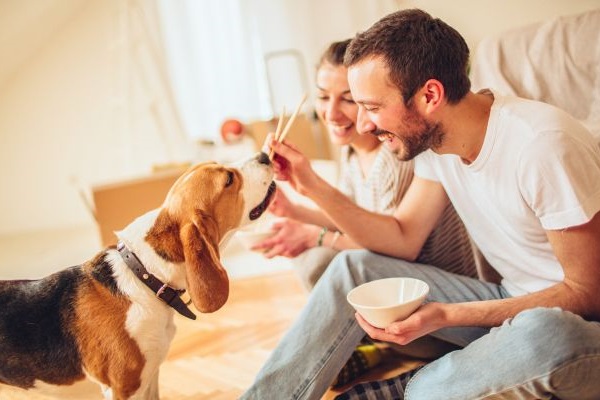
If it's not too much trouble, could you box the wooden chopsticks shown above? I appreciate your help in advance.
[268,94,307,161]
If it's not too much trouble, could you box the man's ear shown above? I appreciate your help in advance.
[421,79,445,114]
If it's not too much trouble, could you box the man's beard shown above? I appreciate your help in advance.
[376,115,445,161]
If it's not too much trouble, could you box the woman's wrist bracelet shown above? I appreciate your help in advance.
[330,231,341,249]
[317,227,328,247]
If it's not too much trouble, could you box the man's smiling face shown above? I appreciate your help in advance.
[348,56,445,161]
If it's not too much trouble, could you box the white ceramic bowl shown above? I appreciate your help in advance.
[236,228,275,251]
[347,277,429,329]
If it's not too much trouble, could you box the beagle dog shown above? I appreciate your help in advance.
[0,152,275,399]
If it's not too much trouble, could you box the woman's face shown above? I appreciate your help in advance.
[315,62,360,146]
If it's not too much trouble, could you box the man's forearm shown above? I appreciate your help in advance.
[305,175,421,260]
[445,282,598,329]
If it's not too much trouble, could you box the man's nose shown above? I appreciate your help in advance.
[356,107,376,135]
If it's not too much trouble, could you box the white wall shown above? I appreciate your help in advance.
[0,0,189,235]
[0,0,598,237]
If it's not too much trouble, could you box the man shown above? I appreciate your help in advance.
[242,9,600,400]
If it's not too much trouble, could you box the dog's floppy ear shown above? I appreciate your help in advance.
[180,221,229,313]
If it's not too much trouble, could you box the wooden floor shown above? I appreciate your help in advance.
[0,270,420,400]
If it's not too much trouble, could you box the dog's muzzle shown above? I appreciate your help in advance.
[250,181,276,220]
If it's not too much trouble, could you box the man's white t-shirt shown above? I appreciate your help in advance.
[415,93,600,296]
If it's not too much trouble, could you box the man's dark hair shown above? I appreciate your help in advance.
[344,9,470,104]
[318,39,352,68]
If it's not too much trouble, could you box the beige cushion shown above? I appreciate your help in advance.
[470,9,600,139]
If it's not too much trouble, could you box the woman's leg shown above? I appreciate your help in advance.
[292,246,339,291]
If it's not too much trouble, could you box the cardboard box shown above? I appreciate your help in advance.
[92,167,187,246]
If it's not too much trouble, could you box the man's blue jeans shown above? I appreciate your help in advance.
[241,250,600,400]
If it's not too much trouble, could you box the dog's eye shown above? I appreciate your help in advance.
[225,171,234,187]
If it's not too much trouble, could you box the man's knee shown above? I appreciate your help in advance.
[405,308,600,400]
[504,307,599,363]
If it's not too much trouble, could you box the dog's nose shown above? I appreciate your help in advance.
[257,151,271,165]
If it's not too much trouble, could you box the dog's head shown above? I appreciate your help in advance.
[144,152,275,313]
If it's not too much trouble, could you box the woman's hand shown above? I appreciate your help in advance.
[355,302,449,345]
[268,188,295,219]
[252,219,321,258]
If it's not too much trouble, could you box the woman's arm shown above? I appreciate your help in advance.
[268,187,338,229]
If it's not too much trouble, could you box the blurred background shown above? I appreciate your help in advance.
[0,0,598,277]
